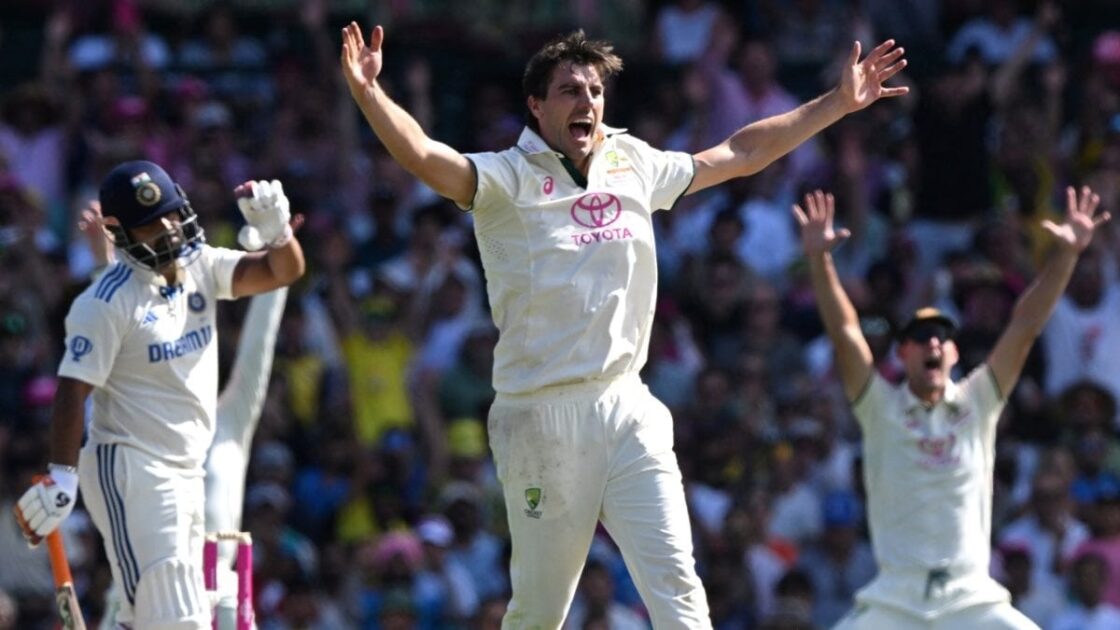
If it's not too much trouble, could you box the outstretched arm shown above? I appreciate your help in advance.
[793,191,874,401]
[689,40,908,194]
[340,23,475,207]
[988,187,1109,395]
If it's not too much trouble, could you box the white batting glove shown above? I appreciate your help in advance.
[236,180,292,251]
[13,465,79,548]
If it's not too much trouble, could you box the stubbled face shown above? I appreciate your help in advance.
[898,328,958,402]
[528,62,604,168]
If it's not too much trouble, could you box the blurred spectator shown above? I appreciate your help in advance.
[998,542,1064,628]
[1042,245,1120,421]
[437,325,498,421]
[177,6,270,103]
[1000,470,1090,588]
[264,575,351,630]
[796,490,876,627]
[415,514,479,624]
[291,435,352,542]
[1072,475,1120,607]
[440,482,508,602]
[760,569,815,630]
[908,49,993,274]
[1050,552,1120,630]
[759,0,852,97]
[767,436,824,547]
[946,0,1058,66]
[328,281,417,447]
[564,559,647,630]
[733,39,825,183]
[67,1,171,73]
[652,0,731,65]
[0,84,69,240]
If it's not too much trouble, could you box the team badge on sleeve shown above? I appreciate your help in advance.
[69,336,92,362]
[188,292,206,313]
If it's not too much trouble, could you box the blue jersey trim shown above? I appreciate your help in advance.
[95,265,132,302]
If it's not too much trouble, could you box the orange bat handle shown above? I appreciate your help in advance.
[47,530,74,586]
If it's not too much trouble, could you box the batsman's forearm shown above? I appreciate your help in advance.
[265,239,305,286]
[49,380,92,467]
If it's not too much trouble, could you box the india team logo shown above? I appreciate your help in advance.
[130,172,162,207]
[70,335,92,362]
[524,487,543,519]
[570,193,622,228]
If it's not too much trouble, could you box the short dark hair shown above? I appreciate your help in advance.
[522,29,623,109]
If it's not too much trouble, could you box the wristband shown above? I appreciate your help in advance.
[268,224,294,248]
[47,463,79,498]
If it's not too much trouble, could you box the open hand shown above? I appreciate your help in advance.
[1042,186,1109,253]
[340,22,385,94]
[838,40,909,113]
[792,190,850,256]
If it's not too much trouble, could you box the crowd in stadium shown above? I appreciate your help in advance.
[2,0,1120,628]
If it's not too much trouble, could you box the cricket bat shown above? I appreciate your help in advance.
[47,530,87,630]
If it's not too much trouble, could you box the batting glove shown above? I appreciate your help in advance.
[236,180,292,251]
[13,465,79,548]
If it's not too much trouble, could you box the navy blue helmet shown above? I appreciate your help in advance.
[98,160,204,270]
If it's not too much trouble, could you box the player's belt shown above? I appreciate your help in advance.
[923,567,950,600]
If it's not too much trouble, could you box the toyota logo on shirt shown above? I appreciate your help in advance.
[570,193,622,228]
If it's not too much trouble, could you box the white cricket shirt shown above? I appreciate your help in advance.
[853,366,1004,573]
[464,126,694,394]
[59,245,244,468]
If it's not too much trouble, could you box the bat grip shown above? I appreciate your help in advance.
[47,531,74,585]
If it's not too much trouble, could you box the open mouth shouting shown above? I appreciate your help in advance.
[569,118,594,143]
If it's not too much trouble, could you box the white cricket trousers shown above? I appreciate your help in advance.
[488,374,711,630]
[79,442,211,629]
[833,601,1039,630]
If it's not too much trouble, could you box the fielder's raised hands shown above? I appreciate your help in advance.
[1043,186,1110,253]
[837,39,909,113]
[340,22,385,95]
[792,190,851,257]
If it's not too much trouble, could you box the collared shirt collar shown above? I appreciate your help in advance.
[515,123,628,156]
[903,378,962,415]
[115,247,187,287]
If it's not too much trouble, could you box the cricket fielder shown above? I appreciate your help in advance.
[14,160,304,629]
[203,285,287,629]
[342,21,907,629]
[793,188,1108,629]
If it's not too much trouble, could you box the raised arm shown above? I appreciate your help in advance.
[231,181,306,297]
[987,187,1109,395]
[340,23,475,207]
[689,40,908,194]
[793,191,874,401]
